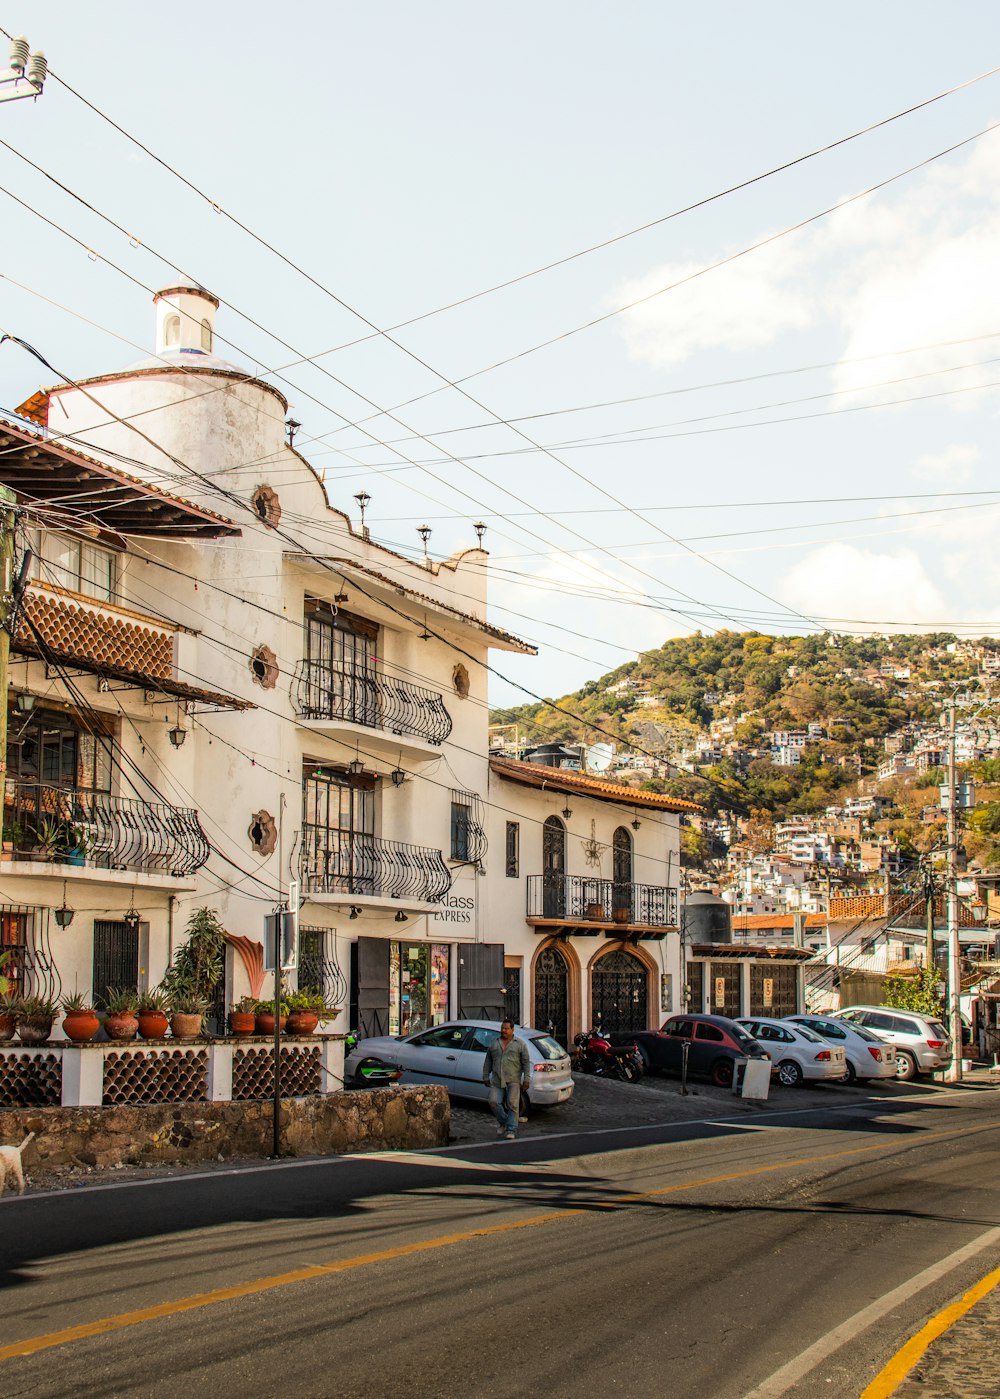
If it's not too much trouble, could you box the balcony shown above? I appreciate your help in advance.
[293,661,452,759]
[301,828,452,910]
[4,780,209,878]
[526,875,679,939]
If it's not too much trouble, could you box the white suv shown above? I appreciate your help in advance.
[837,1006,952,1080]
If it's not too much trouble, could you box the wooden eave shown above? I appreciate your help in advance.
[0,420,241,539]
[528,915,677,941]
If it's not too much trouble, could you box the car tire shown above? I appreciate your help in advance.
[895,1051,918,1081]
[637,1045,653,1073]
[839,1061,857,1085]
[710,1058,734,1088]
[776,1059,803,1087]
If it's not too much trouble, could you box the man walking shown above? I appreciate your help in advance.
[483,1019,531,1140]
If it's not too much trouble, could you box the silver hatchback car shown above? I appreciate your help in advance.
[344,1020,575,1106]
[837,1005,953,1080]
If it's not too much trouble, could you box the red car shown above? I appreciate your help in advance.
[613,1013,770,1087]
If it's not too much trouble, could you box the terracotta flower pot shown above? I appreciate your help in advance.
[612,907,631,925]
[170,1012,203,1040]
[586,902,605,921]
[254,1011,287,1036]
[16,1017,53,1045]
[62,1009,100,1044]
[0,1012,17,1042]
[228,1011,256,1036]
[287,1010,319,1036]
[137,1010,169,1040]
[105,1012,139,1043]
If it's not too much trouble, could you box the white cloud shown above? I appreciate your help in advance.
[780,542,948,631]
[912,443,981,487]
[616,129,1000,402]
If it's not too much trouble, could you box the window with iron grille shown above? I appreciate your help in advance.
[92,919,139,1009]
[505,821,519,878]
[0,909,28,996]
[450,791,486,864]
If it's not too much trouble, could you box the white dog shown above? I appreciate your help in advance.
[0,1132,35,1197]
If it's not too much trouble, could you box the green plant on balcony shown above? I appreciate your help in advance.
[161,906,225,1006]
[33,816,67,861]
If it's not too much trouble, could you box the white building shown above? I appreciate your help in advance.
[0,282,687,1046]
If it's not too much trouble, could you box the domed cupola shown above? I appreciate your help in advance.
[153,277,221,359]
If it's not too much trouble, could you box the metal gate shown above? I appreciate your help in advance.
[592,948,648,1033]
[686,960,705,1013]
[504,966,522,1026]
[709,960,741,1018]
[458,943,504,1021]
[92,919,139,1009]
[749,963,798,1017]
[534,945,568,1047]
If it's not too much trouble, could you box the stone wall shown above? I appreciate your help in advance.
[0,1085,449,1174]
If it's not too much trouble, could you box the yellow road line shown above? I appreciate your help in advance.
[861,1262,1000,1398]
[0,1122,985,1364]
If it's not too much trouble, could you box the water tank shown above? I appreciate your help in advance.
[524,742,578,768]
[682,892,732,944]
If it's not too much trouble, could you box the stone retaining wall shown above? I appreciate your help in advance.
[0,1085,449,1174]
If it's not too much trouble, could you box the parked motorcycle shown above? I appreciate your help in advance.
[572,1027,644,1082]
[344,1031,404,1087]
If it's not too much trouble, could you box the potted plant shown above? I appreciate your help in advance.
[169,990,208,1040]
[137,987,170,1040]
[0,992,17,1042]
[61,990,100,1044]
[65,824,94,868]
[254,997,289,1036]
[32,816,66,862]
[3,819,23,855]
[286,990,323,1036]
[104,986,139,1042]
[228,995,257,1037]
[15,995,57,1044]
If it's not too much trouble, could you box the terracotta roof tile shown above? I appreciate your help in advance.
[490,757,702,813]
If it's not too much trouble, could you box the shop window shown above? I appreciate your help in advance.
[389,942,450,1036]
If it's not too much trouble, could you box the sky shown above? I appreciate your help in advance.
[2,3,1000,709]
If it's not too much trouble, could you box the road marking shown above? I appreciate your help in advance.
[861,1256,1000,1398]
[744,1225,1000,1398]
[0,1122,991,1364]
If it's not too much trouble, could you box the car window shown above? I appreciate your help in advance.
[695,1023,725,1042]
[528,1034,566,1060]
[930,1021,950,1040]
[737,1021,758,1035]
[794,1024,827,1046]
[663,1019,694,1038]
[847,1022,884,1043]
[808,1020,846,1040]
[464,1026,500,1053]
[838,1010,864,1024]
[729,1023,759,1048]
[862,1011,893,1031]
[409,1025,468,1049]
[888,1015,919,1035]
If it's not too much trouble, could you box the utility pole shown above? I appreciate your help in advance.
[0,485,17,851]
[945,698,962,1082]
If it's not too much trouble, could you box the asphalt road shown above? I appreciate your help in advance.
[3,1086,1000,1399]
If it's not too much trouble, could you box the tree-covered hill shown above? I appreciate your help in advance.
[491,631,993,819]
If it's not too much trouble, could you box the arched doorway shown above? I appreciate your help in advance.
[542,815,566,917]
[612,826,633,920]
[534,944,569,1047]
[592,947,648,1033]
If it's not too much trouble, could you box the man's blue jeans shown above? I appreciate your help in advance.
[488,1082,521,1133]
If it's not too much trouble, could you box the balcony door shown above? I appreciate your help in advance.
[612,826,633,920]
[6,704,113,846]
[542,816,566,918]
[305,602,378,726]
[302,764,375,894]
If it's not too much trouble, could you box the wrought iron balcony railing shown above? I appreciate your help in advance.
[301,827,452,904]
[527,874,679,927]
[4,780,210,877]
[293,661,453,745]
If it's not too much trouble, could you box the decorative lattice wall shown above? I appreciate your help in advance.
[0,1052,61,1107]
[103,1049,208,1106]
[232,1045,321,1100]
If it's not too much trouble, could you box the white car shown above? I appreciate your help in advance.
[344,1020,574,1106]
[736,1017,846,1087]
[788,1015,897,1084]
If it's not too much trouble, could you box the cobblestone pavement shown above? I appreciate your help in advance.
[446,1066,936,1144]
[893,1279,1000,1399]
